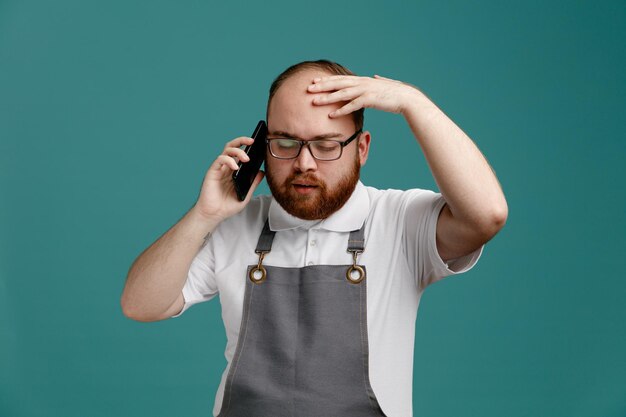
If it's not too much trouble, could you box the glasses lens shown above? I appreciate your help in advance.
[310,140,342,160]
[270,139,300,158]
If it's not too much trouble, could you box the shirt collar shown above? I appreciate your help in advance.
[268,180,370,232]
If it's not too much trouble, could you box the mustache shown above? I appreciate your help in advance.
[288,172,325,187]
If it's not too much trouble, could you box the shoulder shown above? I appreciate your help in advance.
[364,184,441,214]
[213,194,272,238]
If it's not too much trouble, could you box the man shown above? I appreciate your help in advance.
[121,59,508,417]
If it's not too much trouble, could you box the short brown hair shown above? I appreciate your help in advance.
[266,59,364,131]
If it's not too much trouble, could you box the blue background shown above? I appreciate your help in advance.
[1,0,625,416]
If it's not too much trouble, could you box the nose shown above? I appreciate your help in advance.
[293,143,318,172]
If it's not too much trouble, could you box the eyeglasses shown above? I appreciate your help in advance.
[266,129,362,161]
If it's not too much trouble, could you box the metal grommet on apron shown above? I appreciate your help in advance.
[248,221,273,285]
[347,230,366,284]
[248,252,267,284]
[218,219,386,417]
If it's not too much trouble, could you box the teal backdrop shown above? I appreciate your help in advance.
[1,1,625,416]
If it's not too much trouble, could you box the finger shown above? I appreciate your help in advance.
[312,75,354,83]
[312,87,363,105]
[223,146,250,162]
[329,98,365,118]
[243,170,265,204]
[215,155,240,171]
[224,136,254,150]
[211,154,240,171]
[308,77,359,93]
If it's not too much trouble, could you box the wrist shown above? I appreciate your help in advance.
[188,205,224,232]
[401,88,442,124]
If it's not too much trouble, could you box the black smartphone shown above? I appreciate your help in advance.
[232,120,267,201]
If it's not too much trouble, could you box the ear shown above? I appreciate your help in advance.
[358,131,371,166]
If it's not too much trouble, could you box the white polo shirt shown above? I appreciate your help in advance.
[174,181,483,417]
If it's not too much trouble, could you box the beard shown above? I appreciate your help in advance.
[266,154,361,220]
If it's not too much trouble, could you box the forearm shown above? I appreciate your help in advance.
[402,90,508,231]
[121,206,219,321]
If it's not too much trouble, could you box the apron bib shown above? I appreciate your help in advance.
[217,220,386,417]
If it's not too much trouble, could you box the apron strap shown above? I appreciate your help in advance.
[251,219,368,284]
[254,219,367,253]
[255,219,276,253]
[250,220,275,284]
[347,223,366,252]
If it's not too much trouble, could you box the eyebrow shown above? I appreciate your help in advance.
[269,131,345,140]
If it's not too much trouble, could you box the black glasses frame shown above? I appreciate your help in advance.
[266,129,363,161]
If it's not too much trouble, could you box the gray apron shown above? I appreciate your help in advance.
[217,220,387,417]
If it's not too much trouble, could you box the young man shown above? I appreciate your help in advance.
[121,60,508,417]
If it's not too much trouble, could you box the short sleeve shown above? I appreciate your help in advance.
[171,237,219,318]
[403,191,483,290]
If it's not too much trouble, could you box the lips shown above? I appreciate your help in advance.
[293,183,318,191]
[287,173,324,196]
[291,179,320,195]
[291,177,320,188]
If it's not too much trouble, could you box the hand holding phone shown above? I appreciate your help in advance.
[232,120,267,201]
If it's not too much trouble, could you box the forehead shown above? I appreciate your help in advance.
[267,70,354,137]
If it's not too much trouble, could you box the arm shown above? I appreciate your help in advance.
[308,74,508,262]
[121,137,264,322]
[401,88,508,261]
